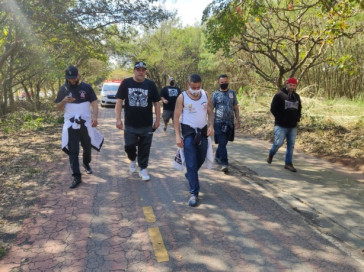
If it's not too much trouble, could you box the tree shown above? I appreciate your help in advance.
[116,19,220,91]
[202,0,363,88]
[0,0,171,116]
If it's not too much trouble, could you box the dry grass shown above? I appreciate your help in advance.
[237,93,364,172]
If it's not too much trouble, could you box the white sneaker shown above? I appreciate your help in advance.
[129,160,136,173]
[139,168,150,181]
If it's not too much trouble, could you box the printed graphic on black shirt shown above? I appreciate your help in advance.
[285,100,299,110]
[128,88,148,107]
[168,88,179,97]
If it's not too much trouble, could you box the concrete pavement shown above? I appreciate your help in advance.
[228,135,364,260]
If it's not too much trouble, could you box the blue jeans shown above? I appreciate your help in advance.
[183,135,208,196]
[269,126,297,165]
[214,122,232,166]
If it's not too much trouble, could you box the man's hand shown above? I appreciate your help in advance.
[91,117,98,127]
[116,120,123,130]
[176,135,183,148]
[207,125,214,137]
[235,121,240,129]
[153,119,160,130]
[63,96,75,103]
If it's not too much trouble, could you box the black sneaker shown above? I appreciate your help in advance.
[83,163,92,174]
[284,164,297,172]
[221,165,228,173]
[70,177,81,189]
[267,154,273,164]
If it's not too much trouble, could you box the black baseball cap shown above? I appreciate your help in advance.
[65,65,78,79]
[134,61,147,69]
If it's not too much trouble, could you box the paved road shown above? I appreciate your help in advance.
[1,107,363,271]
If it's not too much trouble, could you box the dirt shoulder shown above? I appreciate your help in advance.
[0,124,64,257]
[238,111,364,173]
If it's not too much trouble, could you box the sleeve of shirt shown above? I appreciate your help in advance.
[55,86,67,103]
[233,91,238,106]
[270,94,280,117]
[160,87,167,98]
[297,94,302,121]
[116,81,127,100]
[151,82,161,102]
[88,86,98,102]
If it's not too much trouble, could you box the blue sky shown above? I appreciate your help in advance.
[164,0,213,26]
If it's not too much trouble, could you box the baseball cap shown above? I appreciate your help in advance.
[169,77,174,81]
[134,61,147,69]
[65,66,78,79]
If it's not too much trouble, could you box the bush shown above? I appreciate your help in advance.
[0,101,63,134]
[0,242,6,259]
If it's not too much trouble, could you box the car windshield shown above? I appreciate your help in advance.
[103,85,119,92]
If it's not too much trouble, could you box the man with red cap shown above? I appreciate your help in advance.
[267,77,302,172]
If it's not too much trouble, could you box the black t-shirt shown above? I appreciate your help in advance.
[160,85,181,110]
[55,82,97,104]
[116,77,160,128]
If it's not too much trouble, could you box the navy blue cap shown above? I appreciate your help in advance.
[65,66,78,79]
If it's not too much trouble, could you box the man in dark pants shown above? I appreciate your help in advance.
[115,61,161,181]
[56,65,102,188]
[160,77,181,132]
[267,77,302,172]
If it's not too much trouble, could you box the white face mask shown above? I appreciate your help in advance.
[189,88,201,96]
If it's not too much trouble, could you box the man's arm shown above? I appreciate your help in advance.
[206,93,214,137]
[153,101,161,130]
[234,104,240,129]
[173,94,183,148]
[270,94,279,117]
[90,100,98,127]
[161,97,168,104]
[160,88,168,104]
[115,98,124,130]
[56,96,75,111]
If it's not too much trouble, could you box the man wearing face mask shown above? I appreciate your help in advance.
[174,74,214,207]
[55,65,103,189]
[160,77,181,132]
[267,77,302,172]
[212,74,240,172]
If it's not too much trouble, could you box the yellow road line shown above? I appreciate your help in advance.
[143,206,169,262]
[143,206,156,223]
[148,227,169,262]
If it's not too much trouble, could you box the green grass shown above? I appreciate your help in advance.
[0,103,63,134]
[0,242,5,259]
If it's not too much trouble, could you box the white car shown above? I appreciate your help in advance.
[100,80,122,107]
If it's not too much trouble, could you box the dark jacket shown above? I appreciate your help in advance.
[270,88,302,128]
